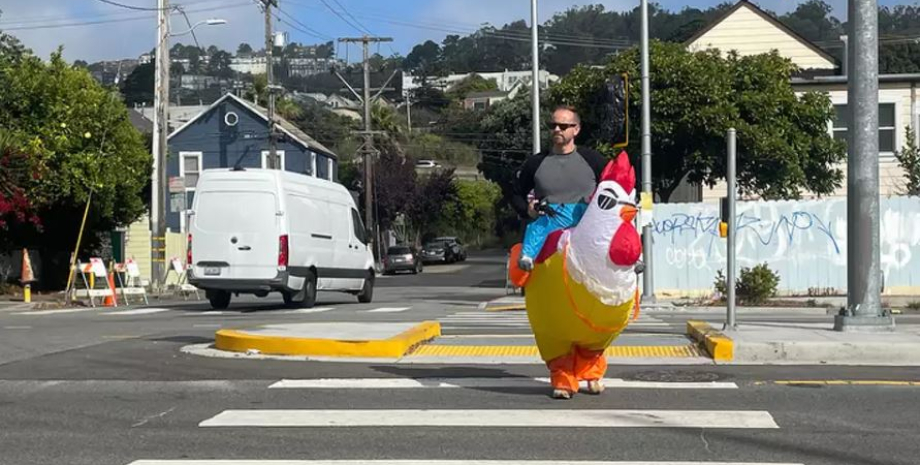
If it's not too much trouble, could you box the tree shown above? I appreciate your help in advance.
[237,43,253,55]
[445,74,498,101]
[894,126,920,196]
[778,0,843,42]
[404,40,444,77]
[0,130,39,239]
[120,61,155,106]
[0,48,151,287]
[438,180,502,247]
[549,41,846,201]
[406,168,457,244]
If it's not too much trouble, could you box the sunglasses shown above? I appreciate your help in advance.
[547,121,578,130]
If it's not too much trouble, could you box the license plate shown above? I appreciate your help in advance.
[204,267,221,276]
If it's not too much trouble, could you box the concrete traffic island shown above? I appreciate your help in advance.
[215,321,441,358]
[687,319,920,365]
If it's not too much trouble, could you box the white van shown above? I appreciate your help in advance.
[187,168,375,309]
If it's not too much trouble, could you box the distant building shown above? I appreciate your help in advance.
[402,69,558,95]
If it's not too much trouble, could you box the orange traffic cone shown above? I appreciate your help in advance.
[103,268,117,307]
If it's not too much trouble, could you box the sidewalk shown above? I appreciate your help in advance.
[688,319,920,365]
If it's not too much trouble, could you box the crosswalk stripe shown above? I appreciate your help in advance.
[198,409,778,428]
[128,461,804,465]
[267,377,738,389]
[13,307,100,316]
[102,308,171,316]
[365,307,411,313]
[279,307,334,314]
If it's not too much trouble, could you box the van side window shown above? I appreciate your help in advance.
[351,209,367,244]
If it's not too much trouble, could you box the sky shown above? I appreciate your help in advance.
[0,0,912,64]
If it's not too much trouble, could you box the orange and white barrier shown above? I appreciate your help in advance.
[115,258,149,305]
[70,258,117,308]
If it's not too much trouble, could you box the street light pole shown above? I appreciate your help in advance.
[530,0,541,155]
[151,0,170,292]
[835,0,895,331]
[639,0,655,302]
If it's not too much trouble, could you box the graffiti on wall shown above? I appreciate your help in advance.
[651,197,920,294]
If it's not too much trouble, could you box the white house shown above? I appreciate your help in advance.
[685,0,915,202]
[402,69,559,95]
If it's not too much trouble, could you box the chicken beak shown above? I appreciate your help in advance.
[620,205,638,223]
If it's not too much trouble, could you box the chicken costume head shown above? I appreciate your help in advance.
[522,151,643,364]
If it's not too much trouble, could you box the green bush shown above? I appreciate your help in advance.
[712,263,780,305]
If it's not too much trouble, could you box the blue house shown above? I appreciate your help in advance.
[166,92,338,231]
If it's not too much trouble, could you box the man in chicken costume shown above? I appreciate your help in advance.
[511,151,641,399]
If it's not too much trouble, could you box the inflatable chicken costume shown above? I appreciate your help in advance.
[510,151,641,398]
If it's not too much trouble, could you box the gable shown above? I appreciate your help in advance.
[686,1,836,70]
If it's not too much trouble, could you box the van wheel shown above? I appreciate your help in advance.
[357,273,374,303]
[207,290,231,310]
[300,271,318,308]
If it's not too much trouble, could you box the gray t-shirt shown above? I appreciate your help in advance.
[533,150,597,204]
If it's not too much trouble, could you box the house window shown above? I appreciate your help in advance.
[473,101,486,111]
[832,103,896,154]
[317,154,329,180]
[180,152,202,188]
[261,150,286,170]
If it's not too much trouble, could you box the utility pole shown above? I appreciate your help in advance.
[406,92,412,133]
[262,0,279,169]
[151,0,170,292]
[639,0,655,303]
[338,36,393,261]
[835,0,895,331]
[530,0,541,154]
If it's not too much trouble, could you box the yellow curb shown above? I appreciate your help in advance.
[486,304,527,312]
[686,320,734,361]
[409,344,705,358]
[215,321,441,358]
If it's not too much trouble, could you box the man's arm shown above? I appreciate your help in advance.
[510,155,541,219]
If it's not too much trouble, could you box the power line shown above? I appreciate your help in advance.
[329,0,373,35]
[2,1,252,31]
[274,6,335,41]
[317,0,368,34]
[95,0,166,11]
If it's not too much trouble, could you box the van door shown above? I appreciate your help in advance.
[192,190,280,280]
[344,207,372,288]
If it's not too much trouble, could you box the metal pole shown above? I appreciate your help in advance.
[530,0,541,154]
[264,0,278,169]
[835,0,895,331]
[151,0,169,292]
[726,128,737,329]
[362,36,374,257]
[639,0,655,302]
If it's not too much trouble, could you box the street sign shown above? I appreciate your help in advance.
[168,176,185,193]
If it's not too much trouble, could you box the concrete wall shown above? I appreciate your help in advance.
[649,196,920,297]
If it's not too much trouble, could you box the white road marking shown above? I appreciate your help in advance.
[199,409,778,428]
[128,461,803,465]
[129,461,803,465]
[13,307,99,316]
[102,308,171,316]
[268,377,738,390]
[3,325,32,329]
[364,307,411,313]
[280,307,334,314]
[183,311,226,316]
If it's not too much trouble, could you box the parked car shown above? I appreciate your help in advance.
[421,237,466,264]
[415,159,440,168]
[383,246,423,275]
[187,169,375,310]
[432,236,467,262]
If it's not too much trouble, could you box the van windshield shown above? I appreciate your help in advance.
[196,191,277,233]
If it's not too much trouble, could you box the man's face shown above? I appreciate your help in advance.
[549,109,580,147]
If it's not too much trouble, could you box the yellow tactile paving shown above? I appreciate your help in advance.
[409,344,706,358]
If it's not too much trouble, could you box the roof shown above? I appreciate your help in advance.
[128,109,153,134]
[684,0,838,66]
[167,93,337,159]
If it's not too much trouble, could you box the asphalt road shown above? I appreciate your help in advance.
[1,250,919,465]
